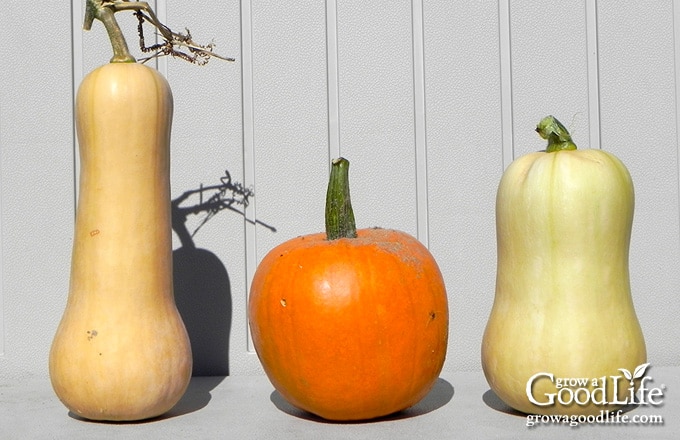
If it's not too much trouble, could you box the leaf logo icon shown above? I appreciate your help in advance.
[618,368,633,382]
[619,363,650,386]
[633,363,651,380]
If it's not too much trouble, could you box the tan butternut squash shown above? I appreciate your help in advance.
[49,2,191,421]
[482,116,646,416]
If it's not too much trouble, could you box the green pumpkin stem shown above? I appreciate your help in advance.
[536,115,578,152]
[325,158,358,240]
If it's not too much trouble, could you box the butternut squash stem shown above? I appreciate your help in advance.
[84,0,136,63]
[536,115,578,152]
[325,158,358,240]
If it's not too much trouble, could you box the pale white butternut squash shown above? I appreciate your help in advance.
[482,116,646,416]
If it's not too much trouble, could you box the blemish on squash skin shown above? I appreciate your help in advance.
[86,330,98,341]
[89,229,100,237]
[280,299,287,307]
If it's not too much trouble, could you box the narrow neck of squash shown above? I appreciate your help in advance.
[536,115,578,152]
[325,158,358,240]
[85,0,136,63]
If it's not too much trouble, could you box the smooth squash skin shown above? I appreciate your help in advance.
[481,116,646,416]
[248,158,449,421]
[49,63,192,421]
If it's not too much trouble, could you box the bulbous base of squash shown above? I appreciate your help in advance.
[481,330,647,416]
[49,329,192,422]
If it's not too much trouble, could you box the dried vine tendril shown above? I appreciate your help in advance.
[134,10,232,65]
[85,0,235,64]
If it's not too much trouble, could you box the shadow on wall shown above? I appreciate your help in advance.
[171,170,275,376]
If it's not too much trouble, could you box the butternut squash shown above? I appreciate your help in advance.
[481,116,646,416]
[49,3,191,421]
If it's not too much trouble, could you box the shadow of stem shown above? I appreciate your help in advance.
[172,169,275,250]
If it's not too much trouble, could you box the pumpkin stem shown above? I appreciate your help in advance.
[536,115,578,152]
[325,158,358,240]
